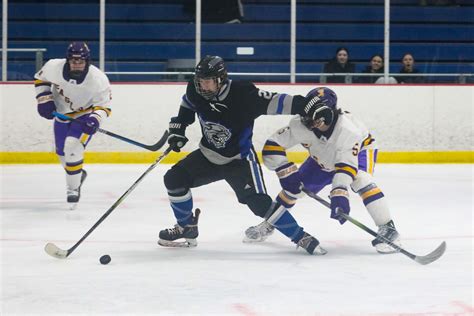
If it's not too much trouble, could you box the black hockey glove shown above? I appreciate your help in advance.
[168,118,188,152]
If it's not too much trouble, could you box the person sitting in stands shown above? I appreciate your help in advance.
[357,54,384,84]
[396,53,424,84]
[321,47,356,84]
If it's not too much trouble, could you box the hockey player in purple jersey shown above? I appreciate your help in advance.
[245,87,402,254]
[34,42,112,209]
[158,55,326,255]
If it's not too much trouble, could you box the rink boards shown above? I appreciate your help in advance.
[1,83,472,163]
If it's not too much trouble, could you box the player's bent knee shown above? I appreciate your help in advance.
[164,166,191,191]
[63,137,84,161]
[351,171,374,192]
[245,194,273,218]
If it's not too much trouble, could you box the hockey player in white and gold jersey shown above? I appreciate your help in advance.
[244,87,401,254]
[34,42,111,208]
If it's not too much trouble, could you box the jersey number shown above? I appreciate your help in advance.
[352,143,359,156]
[258,89,272,100]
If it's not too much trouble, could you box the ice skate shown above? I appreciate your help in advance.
[372,220,401,254]
[67,189,80,210]
[296,232,327,255]
[243,220,275,243]
[158,209,200,248]
[66,170,87,210]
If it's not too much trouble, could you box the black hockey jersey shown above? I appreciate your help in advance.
[175,79,306,164]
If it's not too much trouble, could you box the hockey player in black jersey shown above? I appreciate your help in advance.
[158,55,326,255]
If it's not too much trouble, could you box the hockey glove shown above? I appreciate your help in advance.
[330,187,350,225]
[80,115,100,135]
[168,119,188,152]
[37,100,56,120]
[275,162,303,196]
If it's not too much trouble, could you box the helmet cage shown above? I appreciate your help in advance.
[300,104,335,130]
[194,75,226,100]
[302,87,338,129]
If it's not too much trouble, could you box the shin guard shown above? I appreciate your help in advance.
[168,189,193,227]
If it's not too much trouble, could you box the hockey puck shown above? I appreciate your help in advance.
[100,255,111,265]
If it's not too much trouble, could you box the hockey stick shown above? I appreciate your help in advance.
[44,147,173,259]
[302,188,446,265]
[53,112,168,151]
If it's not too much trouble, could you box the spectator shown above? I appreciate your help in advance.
[396,53,424,84]
[357,54,384,83]
[184,0,244,23]
[321,47,356,83]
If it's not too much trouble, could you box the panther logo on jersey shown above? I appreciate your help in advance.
[200,119,231,148]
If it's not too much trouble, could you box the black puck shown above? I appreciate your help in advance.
[100,255,111,265]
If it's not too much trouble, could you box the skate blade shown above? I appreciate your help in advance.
[376,248,399,254]
[376,243,402,254]
[314,245,328,255]
[242,236,268,243]
[158,238,197,248]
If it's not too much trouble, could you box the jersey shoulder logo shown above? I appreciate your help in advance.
[277,126,290,134]
[209,102,228,112]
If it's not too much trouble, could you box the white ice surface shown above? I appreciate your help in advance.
[1,164,472,316]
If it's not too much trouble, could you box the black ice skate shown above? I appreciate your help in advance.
[296,232,327,255]
[371,220,401,254]
[67,170,88,209]
[158,209,201,248]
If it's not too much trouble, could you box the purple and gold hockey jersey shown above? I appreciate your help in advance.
[34,59,111,119]
[263,111,376,189]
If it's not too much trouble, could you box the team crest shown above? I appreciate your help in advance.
[200,118,231,148]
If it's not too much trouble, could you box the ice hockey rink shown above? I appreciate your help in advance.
[1,163,472,315]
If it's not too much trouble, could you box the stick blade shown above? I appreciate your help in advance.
[414,241,447,265]
[44,243,69,259]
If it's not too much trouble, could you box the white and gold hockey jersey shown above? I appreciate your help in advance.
[262,111,376,188]
[34,59,111,118]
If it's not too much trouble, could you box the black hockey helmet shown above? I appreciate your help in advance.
[194,55,228,100]
[301,87,338,129]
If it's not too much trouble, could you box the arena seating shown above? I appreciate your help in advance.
[5,1,473,82]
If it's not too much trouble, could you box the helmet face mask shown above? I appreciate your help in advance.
[302,87,338,130]
[194,77,221,100]
[300,106,334,131]
[66,42,91,80]
[68,58,87,78]
[194,56,228,100]
[301,116,317,130]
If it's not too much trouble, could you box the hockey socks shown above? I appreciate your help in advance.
[168,189,193,227]
[266,203,305,243]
